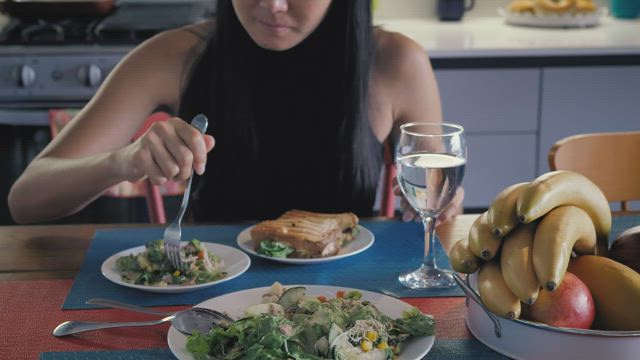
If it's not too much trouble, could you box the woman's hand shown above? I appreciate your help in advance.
[393,177,464,227]
[117,117,215,185]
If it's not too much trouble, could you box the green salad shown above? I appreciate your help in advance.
[257,241,295,258]
[186,283,434,359]
[256,227,360,259]
[115,239,226,286]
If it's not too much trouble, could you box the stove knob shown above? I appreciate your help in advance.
[78,64,103,87]
[16,65,36,88]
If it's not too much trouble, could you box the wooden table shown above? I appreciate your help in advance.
[0,215,480,359]
[0,215,478,281]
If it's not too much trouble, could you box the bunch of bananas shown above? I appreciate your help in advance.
[449,171,640,330]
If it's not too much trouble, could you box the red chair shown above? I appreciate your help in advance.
[379,140,397,218]
[48,110,183,223]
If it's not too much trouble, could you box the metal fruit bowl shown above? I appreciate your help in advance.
[453,273,640,360]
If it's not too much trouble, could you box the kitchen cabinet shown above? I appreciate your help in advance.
[435,68,540,208]
[428,65,640,210]
[538,66,640,174]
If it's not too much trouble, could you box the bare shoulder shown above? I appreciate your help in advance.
[127,20,213,72]
[373,28,432,85]
[108,20,213,109]
[371,28,442,128]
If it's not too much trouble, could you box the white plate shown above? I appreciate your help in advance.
[167,285,435,360]
[101,242,250,293]
[499,7,607,28]
[236,225,375,264]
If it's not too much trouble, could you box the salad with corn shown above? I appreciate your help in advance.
[115,239,226,286]
[186,282,434,359]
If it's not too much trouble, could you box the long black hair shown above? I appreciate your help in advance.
[180,0,382,220]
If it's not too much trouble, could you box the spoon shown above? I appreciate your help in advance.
[53,307,230,337]
[86,297,174,316]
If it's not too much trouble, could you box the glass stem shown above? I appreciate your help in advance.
[422,216,438,269]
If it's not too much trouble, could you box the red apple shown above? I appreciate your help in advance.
[522,272,595,329]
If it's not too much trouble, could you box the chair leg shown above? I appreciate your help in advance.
[144,180,166,224]
[379,165,396,218]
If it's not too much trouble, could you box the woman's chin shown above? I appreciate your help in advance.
[251,34,304,52]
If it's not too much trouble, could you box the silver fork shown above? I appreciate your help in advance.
[163,114,209,272]
[86,298,234,326]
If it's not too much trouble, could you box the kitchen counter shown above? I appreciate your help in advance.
[376,16,640,65]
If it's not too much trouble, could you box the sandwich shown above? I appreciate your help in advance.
[250,209,359,258]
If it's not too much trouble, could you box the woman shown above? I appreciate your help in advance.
[8,0,461,224]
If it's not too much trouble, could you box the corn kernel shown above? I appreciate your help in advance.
[360,340,373,352]
[365,330,378,342]
[376,341,389,350]
[173,271,180,276]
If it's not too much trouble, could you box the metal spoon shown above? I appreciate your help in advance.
[53,307,229,337]
[86,297,174,316]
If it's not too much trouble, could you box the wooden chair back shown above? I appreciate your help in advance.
[548,131,640,213]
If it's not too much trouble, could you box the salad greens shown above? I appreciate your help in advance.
[115,239,226,286]
[186,283,434,359]
[257,241,295,258]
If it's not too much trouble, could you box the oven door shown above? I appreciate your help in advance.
[0,107,54,224]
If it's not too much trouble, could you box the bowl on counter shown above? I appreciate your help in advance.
[498,6,608,28]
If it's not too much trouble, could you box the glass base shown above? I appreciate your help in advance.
[398,265,457,289]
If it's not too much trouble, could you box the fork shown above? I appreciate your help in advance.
[87,298,234,326]
[164,114,209,272]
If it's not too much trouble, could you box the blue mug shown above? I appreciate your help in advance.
[610,0,640,19]
[438,0,475,21]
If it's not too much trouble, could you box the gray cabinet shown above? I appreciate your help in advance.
[436,69,540,133]
[381,65,640,211]
[435,68,540,208]
[538,66,640,174]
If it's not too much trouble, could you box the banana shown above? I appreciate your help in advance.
[501,222,540,304]
[468,212,502,260]
[516,170,611,256]
[449,238,482,274]
[478,261,521,320]
[532,205,596,291]
[487,182,529,238]
[569,255,640,331]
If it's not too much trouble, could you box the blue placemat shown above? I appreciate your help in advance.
[39,339,508,359]
[609,214,638,246]
[40,348,174,360]
[63,220,462,310]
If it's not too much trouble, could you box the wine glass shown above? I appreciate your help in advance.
[395,122,467,289]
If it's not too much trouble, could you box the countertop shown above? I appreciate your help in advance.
[376,16,640,59]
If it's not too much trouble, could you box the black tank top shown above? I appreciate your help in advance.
[179,28,383,222]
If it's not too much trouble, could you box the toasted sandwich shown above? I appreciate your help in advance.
[250,210,359,258]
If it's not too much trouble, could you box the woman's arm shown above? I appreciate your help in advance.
[8,28,209,224]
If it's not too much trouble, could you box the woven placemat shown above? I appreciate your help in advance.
[39,338,508,359]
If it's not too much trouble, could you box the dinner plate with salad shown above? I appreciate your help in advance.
[168,283,435,359]
[101,239,250,293]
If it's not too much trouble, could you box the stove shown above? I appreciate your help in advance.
[0,2,212,124]
[0,1,213,225]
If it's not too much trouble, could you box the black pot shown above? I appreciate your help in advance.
[4,0,115,19]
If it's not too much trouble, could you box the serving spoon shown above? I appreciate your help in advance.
[53,307,232,337]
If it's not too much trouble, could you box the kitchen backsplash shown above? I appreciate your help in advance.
[374,0,607,19]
